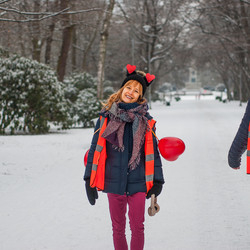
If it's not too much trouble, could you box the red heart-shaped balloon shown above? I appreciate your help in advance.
[158,137,185,161]
[146,73,155,83]
[126,64,136,74]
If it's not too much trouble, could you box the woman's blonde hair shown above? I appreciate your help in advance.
[102,80,146,110]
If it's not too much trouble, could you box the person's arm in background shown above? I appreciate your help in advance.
[228,100,250,169]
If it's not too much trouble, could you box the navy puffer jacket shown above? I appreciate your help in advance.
[228,100,250,169]
[84,102,164,196]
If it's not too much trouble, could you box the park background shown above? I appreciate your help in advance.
[1,1,250,249]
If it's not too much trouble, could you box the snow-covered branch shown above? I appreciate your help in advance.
[0,7,70,22]
[0,6,102,16]
[0,0,9,5]
[240,0,250,5]
[150,55,166,63]
[183,13,247,51]
[0,6,103,22]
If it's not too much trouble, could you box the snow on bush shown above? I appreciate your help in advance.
[103,80,115,100]
[0,55,68,134]
[64,73,101,127]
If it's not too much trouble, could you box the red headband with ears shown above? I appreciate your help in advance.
[121,64,155,96]
[126,64,155,86]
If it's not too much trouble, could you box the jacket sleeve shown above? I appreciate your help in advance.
[228,100,250,169]
[152,125,165,184]
[83,118,101,180]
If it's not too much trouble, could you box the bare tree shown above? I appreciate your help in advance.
[57,0,75,81]
[30,0,42,61]
[44,0,59,65]
[97,0,115,99]
[117,0,192,105]
[185,0,250,101]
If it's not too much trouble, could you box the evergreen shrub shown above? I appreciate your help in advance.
[64,73,101,127]
[0,55,68,134]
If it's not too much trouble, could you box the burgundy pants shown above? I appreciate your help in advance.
[107,192,146,250]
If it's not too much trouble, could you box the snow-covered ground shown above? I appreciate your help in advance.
[1,99,250,250]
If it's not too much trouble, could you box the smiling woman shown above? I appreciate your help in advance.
[121,80,142,103]
[83,64,163,250]
[102,79,146,111]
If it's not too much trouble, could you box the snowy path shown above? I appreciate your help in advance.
[0,100,250,250]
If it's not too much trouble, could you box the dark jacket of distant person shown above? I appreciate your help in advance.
[228,99,250,169]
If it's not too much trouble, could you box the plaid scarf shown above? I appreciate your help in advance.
[101,102,149,170]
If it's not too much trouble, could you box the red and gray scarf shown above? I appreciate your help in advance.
[101,102,149,170]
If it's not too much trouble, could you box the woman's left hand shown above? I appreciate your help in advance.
[146,182,163,199]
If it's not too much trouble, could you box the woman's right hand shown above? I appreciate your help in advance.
[85,179,98,205]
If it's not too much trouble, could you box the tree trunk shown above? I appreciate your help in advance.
[97,0,115,99]
[45,0,59,65]
[57,24,74,81]
[82,22,100,71]
[239,1,250,102]
[18,23,26,56]
[31,1,42,62]
[45,23,55,65]
[57,0,73,82]
[71,0,77,72]
[71,26,77,72]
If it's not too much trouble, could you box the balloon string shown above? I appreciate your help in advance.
[94,128,101,135]
[151,130,159,141]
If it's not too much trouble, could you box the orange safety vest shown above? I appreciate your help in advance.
[247,123,250,174]
[90,116,156,193]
